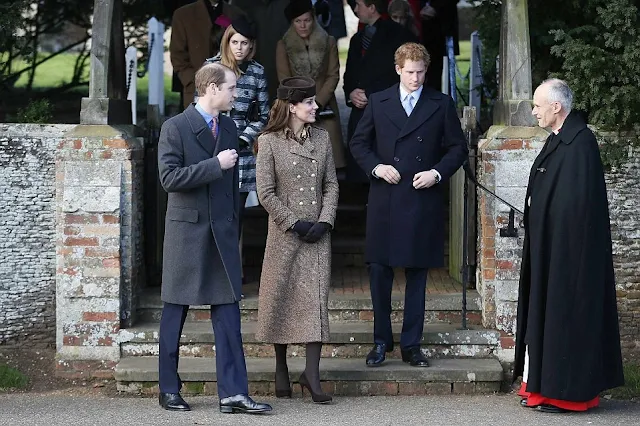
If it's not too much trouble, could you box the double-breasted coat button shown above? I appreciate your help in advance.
[417,136,423,142]
[226,192,230,197]
[416,156,422,162]
[394,157,400,162]
[227,217,232,222]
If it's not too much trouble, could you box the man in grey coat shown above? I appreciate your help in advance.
[157,62,272,415]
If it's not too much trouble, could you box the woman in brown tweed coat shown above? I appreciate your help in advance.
[255,76,339,404]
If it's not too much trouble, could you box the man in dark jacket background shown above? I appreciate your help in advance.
[514,79,624,413]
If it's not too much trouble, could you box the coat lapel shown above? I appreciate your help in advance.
[185,105,215,157]
[381,85,408,131]
[398,89,440,139]
[288,128,318,160]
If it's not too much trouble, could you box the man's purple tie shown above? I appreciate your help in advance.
[211,116,218,139]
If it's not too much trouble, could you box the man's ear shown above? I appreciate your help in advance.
[395,64,401,76]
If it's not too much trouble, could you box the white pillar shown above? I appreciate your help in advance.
[148,17,165,116]
[125,46,138,125]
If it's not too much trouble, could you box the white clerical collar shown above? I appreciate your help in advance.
[399,84,423,103]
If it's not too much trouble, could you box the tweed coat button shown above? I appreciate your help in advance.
[300,187,304,191]
[297,175,301,179]
[299,201,304,205]
[312,160,317,163]
[311,201,316,205]
[310,187,315,191]
[311,173,315,177]
[293,161,297,165]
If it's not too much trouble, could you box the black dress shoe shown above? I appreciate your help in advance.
[520,398,536,408]
[401,347,430,367]
[219,394,272,414]
[366,343,391,367]
[538,404,568,414]
[159,392,191,411]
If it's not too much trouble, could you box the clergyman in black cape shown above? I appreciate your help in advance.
[513,79,624,413]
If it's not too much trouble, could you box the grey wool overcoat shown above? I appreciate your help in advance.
[255,127,339,343]
[158,104,242,306]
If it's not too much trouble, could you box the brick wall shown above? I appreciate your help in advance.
[478,127,640,364]
[0,124,76,346]
[55,125,145,378]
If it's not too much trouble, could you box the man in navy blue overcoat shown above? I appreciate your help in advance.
[349,42,467,367]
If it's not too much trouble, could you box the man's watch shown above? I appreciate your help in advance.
[432,170,441,184]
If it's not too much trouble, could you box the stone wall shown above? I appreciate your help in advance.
[55,125,145,378]
[605,137,640,360]
[0,124,76,346]
[475,126,548,368]
[477,127,640,364]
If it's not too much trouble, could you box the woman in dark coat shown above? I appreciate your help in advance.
[255,76,339,404]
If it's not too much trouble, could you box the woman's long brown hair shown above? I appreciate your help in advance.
[254,99,291,154]
[219,25,257,77]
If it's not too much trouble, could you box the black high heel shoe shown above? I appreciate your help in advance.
[298,372,332,404]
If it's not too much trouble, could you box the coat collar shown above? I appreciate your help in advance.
[184,104,231,156]
[286,126,318,160]
[533,111,587,169]
[282,24,329,79]
[379,84,441,138]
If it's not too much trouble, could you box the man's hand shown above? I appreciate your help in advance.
[413,170,437,189]
[217,149,238,170]
[349,88,368,109]
[375,165,401,184]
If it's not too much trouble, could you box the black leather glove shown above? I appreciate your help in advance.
[291,221,314,238]
[302,222,331,243]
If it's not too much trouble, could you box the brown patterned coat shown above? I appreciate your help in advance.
[276,25,346,168]
[255,127,339,343]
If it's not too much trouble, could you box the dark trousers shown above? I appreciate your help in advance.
[159,302,249,398]
[368,263,428,350]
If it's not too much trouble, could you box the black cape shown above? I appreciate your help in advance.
[513,112,624,401]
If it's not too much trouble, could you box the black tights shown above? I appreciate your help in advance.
[274,343,324,394]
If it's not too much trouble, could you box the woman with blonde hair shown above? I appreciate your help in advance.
[203,16,269,238]
[275,0,346,171]
[255,76,339,404]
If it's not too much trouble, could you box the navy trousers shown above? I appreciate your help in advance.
[368,263,428,350]
[158,302,249,398]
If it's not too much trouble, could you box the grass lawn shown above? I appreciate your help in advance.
[608,363,640,400]
[0,364,29,390]
[7,53,180,112]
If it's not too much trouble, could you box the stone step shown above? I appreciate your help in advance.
[119,322,499,359]
[136,290,482,325]
[114,356,504,396]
